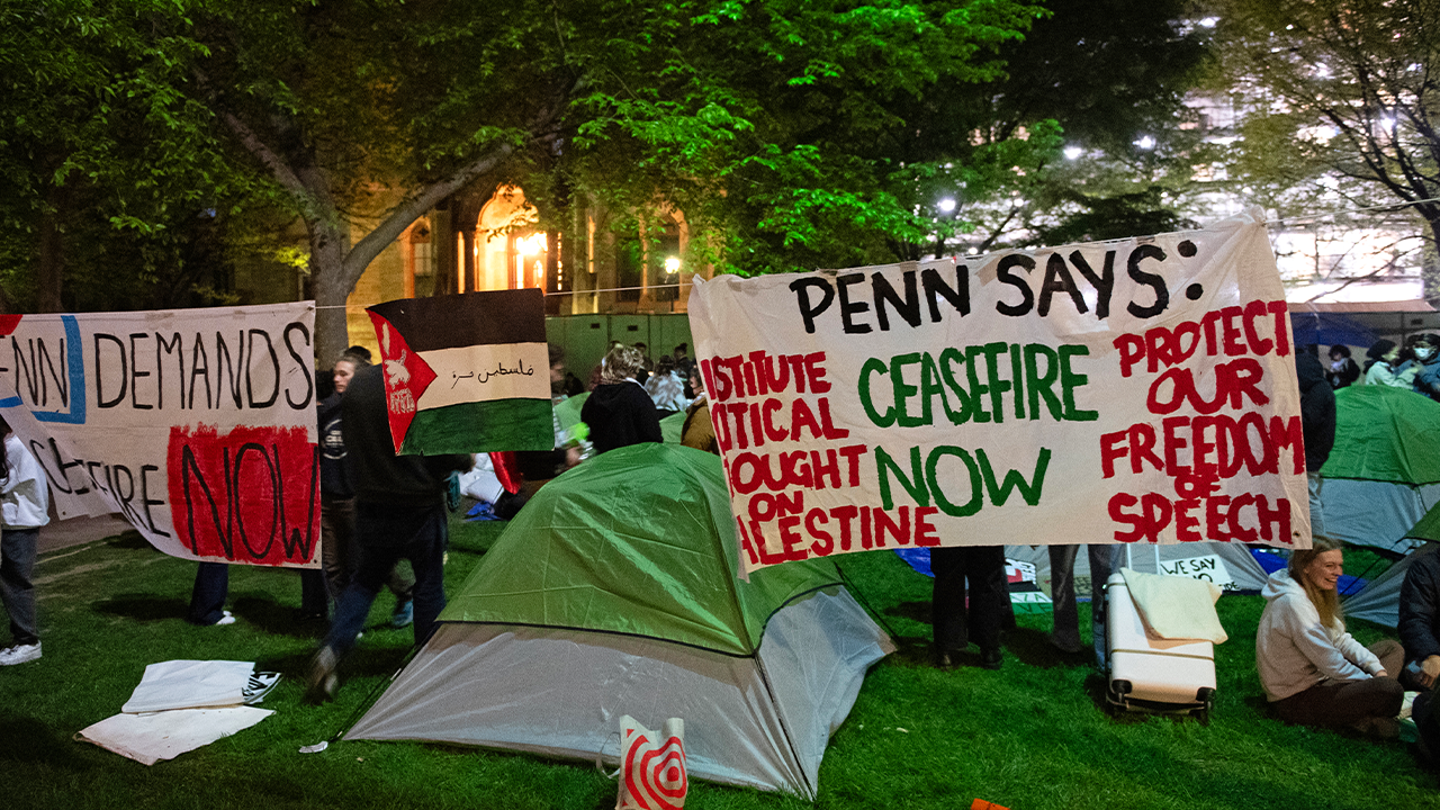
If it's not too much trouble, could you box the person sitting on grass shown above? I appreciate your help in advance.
[1256,535,1405,737]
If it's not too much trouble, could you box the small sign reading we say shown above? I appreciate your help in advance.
[1159,554,1237,591]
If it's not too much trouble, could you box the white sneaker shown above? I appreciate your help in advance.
[0,642,42,665]
[214,611,236,626]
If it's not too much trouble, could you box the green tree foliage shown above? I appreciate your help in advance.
[1211,0,1440,296]
[0,1,271,312]
[57,0,1039,360]
[933,0,1213,253]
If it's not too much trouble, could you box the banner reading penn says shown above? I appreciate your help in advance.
[0,303,318,567]
[367,289,553,455]
[688,210,1310,573]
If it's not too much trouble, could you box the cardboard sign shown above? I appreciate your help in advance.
[688,211,1309,573]
[0,303,318,566]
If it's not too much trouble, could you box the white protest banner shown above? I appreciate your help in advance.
[688,210,1310,574]
[0,303,319,567]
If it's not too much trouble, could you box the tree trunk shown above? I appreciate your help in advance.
[310,218,352,369]
[36,183,66,313]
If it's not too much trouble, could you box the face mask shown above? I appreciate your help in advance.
[1416,347,1437,362]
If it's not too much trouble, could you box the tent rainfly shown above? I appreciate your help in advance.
[346,443,894,798]
[1317,386,1440,555]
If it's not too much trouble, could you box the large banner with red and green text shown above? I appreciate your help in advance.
[0,303,318,567]
[688,210,1310,574]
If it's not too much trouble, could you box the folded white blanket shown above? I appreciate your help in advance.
[1121,567,1228,644]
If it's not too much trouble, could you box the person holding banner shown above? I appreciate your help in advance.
[306,364,472,702]
[1257,535,1405,737]
[0,417,49,666]
[931,545,1008,670]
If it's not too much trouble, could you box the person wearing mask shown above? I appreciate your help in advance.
[0,418,49,666]
[1363,339,1420,388]
[1409,334,1440,402]
[581,345,663,454]
[1256,535,1404,737]
[1326,345,1361,389]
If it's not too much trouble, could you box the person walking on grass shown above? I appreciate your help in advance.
[0,417,49,666]
[305,364,471,702]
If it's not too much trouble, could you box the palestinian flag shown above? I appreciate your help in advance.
[367,289,553,455]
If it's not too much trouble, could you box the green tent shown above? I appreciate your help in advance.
[1315,386,1440,553]
[1320,385,1440,483]
[348,443,893,797]
[444,442,843,653]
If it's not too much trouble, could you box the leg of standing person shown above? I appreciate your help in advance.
[299,569,328,622]
[1048,545,1084,653]
[930,546,969,667]
[964,545,1007,670]
[0,527,42,664]
[402,505,448,647]
[186,561,233,626]
[1088,544,1122,669]
[320,494,356,610]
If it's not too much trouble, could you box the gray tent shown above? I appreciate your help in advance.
[1006,541,1272,594]
[346,444,893,798]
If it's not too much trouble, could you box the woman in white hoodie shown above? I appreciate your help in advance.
[0,417,49,666]
[1256,535,1404,736]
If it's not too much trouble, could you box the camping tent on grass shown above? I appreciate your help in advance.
[1343,500,1440,627]
[1317,386,1440,555]
[346,443,894,798]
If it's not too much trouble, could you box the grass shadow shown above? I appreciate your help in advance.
[231,595,330,639]
[1003,626,1094,670]
[105,531,153,550]
[884,599,931,624]
[92,594,190,622]
[0,714,95,771]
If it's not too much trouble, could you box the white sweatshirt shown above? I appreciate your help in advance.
[1255,569,1381,701]
[1,433,50,530]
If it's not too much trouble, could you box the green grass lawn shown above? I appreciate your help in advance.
[1,516,1431,810]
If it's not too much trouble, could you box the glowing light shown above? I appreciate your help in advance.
[938,198,957,213]
[1134,135,1156,150]
[1064,146,1084,160]
[664,256,681,274]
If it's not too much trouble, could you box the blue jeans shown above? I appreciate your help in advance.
[2,527,40,645]
[187,561,229,625]
[324,502,448,657]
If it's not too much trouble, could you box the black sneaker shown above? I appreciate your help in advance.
[980,648,1004,670]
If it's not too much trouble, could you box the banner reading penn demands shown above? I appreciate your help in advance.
[688,210,1310,573]
[0,303,318,567]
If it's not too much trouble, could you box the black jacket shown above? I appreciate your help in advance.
[581,380,663,454]
[341,365,471,506]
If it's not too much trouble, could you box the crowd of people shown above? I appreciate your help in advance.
[1333,333,1440,400]
[4,333,1440,769]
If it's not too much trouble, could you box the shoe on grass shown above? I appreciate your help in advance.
[980,647,1004,671]
[0,642,42,666]
[305,646,339,704]
[391,599,414,629]
[214,610,236,626]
